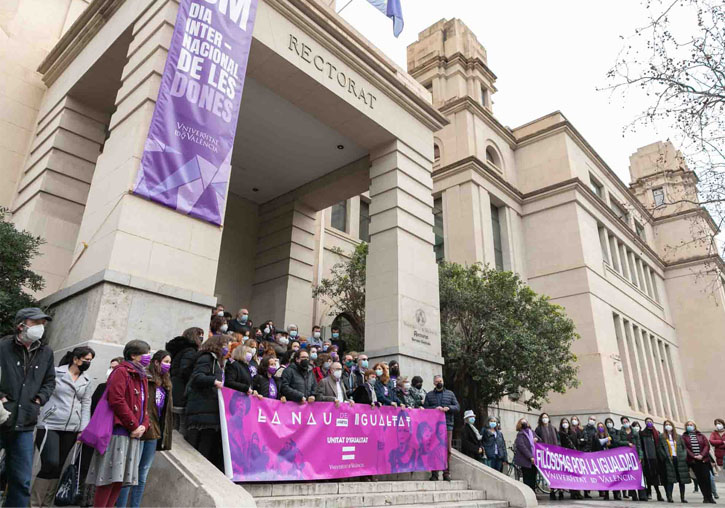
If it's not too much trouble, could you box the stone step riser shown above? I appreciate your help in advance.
[389,503,509,508]
[245,480,469,497]
[254,489,485,508]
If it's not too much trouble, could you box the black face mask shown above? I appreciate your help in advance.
[390,367,400,377]
[413,383,423,390]
[299,359,310,370]
[78,361,91,373]
[435,382,444,391]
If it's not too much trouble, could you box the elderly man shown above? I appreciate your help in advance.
[0,307,56,507]
[423,374,460,481]
[315,362,354,407]
[228,308,251,334]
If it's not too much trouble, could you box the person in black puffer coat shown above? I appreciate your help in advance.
[166,327,203,433]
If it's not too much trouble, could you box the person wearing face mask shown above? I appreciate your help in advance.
[209,315,228,339]
[270,331,289,357]
[252,356,284,401]
[558,418,583,500]
[535,412,560,500]
[315,362,353,407]
[395,377,418,408]
[710,418,725,485]
[0,307,56,508]
[683,420,716,504]
[309,326,323,347]
[657,419,691,503]
[313,353,332,382]
[211,304,225,318]
[286,324,300,345]
[639,417,665,501]
[482,417,507,473]
[165,327,204,434]
[185,335,228,472]
[227,308,251,334]
[590,421,613,500]
[116,350,173,508]
[372,363,401,407]
[388,360,400,386]
[280,350,317,404]
[341,354,360,398]
[423,375,459,481]
[409,376,426,408]
[514,418,537,491]
[224,346,254,395]
[330,326,346,356]
[617,416,646,501]
[352,370,380,407]
[461,410,484,463]
[31,346,95,506]
[86,340,151,507]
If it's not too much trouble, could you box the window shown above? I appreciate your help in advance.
[331,200,347,232]
[491,204,504,271]
[589,174,604,198]
[598,226,610,264]
[653,187,665,207]
[433,198,444,262]
[434,144,441,163]
[358,199,370,242]
[481,86,488,108]
[610,198,628,223]
[485,146,501,168]
[635,220,646,241]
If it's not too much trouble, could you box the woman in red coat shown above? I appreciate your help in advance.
[86,340,151,507]
[710,418,725,469]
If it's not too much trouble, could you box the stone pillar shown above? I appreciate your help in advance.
[365,139,443,386]
[43,0,216,363]
[441,181,495,267]
[251,200,316,332]
[11,96,107,297]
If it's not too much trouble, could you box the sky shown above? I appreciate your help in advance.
[337,0,675,184]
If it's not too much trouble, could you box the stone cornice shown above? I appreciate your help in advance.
[409,52,498,84]
[664,253,725,273]
[629,168,699,188]
[433,155,523,203]
[438,97,516,147]
[653,206,720,235]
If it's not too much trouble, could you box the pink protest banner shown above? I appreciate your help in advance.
[535,442,644,491]
[218,388,447,481]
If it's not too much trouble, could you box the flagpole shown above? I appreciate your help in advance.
[337,0,355,13]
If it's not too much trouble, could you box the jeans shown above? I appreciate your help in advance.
[486,457,503,472]
[0,430,35,508]
[116,440,157,508]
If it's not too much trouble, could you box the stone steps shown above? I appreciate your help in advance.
[246,479,509,508]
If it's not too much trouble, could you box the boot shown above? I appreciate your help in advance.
[614,491,622,500]
[429,472,439,481]
[656,487,664,502]
[30,477,58,507]
[558,490,564,500]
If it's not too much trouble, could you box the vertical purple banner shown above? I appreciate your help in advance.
[132,0,259,225]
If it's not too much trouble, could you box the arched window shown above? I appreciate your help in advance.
[434,144,441,163]
[486,146,500,167]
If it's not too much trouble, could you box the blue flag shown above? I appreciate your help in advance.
[366,0,404,37]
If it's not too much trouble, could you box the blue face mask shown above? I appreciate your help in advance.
[686,425,695,433]
[468,417,476,425]
[489,421,497,429]
[290,330,298,337]
[241,314,248,322]
[361,360,369,368]
[332,332,339,339]
[310,352,318,360]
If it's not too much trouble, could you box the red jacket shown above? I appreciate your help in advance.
[107,361,149,433]
[710,431,725,466]
[682,431,711,465]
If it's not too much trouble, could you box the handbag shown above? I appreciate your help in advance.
[79,369,127,454]
[54,443,82,506]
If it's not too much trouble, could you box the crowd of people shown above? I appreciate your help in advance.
[2,304,724,507]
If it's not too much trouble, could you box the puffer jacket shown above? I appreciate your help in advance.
[280,362,317,402]
[0,335,56,432]
[185,352,223,428]
[423,388,460,430]
[657,433,691,485]
[165,336,199,407]
[37,365,92,432]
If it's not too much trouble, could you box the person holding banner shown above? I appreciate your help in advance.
[514,418,537,491]
[315,362,352,405]
[279,350,317,403]
[185,335,229,472]
[558,418,583,500]
[423,376,459,482]
[353,369,381,406]
[224,345,254,394]
[683,420,716,504]
[251,357,282,400]
[617,416,646,501]
[373,363,400,407]
[658,419,691,503]
[590,421,613,500]
[535,412,560,500]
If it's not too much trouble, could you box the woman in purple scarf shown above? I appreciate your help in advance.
[514,417,537,492]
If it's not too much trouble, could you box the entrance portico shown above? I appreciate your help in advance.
[25,0,447,383]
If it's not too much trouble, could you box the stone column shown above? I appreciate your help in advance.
[43,0,216,365]
[11,96,107,297]
[441,181,495,267]
[365,139,443,385]
[251,200,316,333]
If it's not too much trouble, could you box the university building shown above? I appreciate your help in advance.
[2,0,724,456]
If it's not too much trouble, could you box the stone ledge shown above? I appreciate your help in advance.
[39,268,217,308]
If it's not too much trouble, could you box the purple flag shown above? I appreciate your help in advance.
[133,0,259,225]
[535,442,644,491]
[219,388,447,481]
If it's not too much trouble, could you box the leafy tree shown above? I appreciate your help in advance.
[607,0,725,257]
[439,262,579,423]
[312,242,367,351]
[0,207,45,334]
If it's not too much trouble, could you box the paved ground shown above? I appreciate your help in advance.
[536,487,721,507]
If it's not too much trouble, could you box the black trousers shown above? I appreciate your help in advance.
[190,428,224,472]
[522,465,537,492]
[691,461,714,501]
[35,429,78,479]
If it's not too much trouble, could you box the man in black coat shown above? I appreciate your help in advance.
[280,350,317,403]
[0,307,56,508]
[423,374,460,481]
[227,308,251,334]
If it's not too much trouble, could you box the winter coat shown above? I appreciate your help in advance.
[535,424,559,445]
[682,431,711,465]
[341,367,363,398]
[589,432,612,452]
[657,433,691,485]
[352,384,378,405]
[374,379,400,406]
[639,427,663,486]
[165,336,199,407]
[423,389,460,430]
[462,424,483,460]
[227,318,250,335]
[0,334,56,432]
[315,375,349,403]
[143,377,173,451]
[710,430,725,467]
[395,388,417,408]
[224,360,253,393]
[581,424,598,452]
[409,386,426,408]
[280,362,317,402]
[185,352,223,429]
[514,428,536,469]
[618,429,644,460]
[107,361,150,434]
[37,365,93,432]
[252,374,278,399]
[559,428,577,450]
[482,428,507,460]
[570,425,589,452]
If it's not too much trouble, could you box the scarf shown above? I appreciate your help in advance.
[467,421,482,441]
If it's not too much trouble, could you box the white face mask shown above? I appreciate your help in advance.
[606,422,614,429]
[404,382,411,390]
[264,327,270,334]
[279,337,289,346]
[332,370,342,380]
[542,417,550,424]
[105,368,113,379]
[23,324,45,343]
[323,361,332,369]
[717,424,724,431]
[665,425,673,432]
[313,331,321,339]
[217,311,224,317]
[572,419,579,426]
[220,324,228,333]
[562,422,570,429]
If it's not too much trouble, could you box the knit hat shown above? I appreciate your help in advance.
[463,410,475,420]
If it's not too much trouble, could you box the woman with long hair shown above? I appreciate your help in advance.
[86,340,151,508]
[558,417,582,500]
[535,412,559,500]
[31,346,95,506]
[184,335,229,471]
[372,363,400,407]
[116,350,173,508]
[658,419,691,503]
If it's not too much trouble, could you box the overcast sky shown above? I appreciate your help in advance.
[337,0,674,184]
